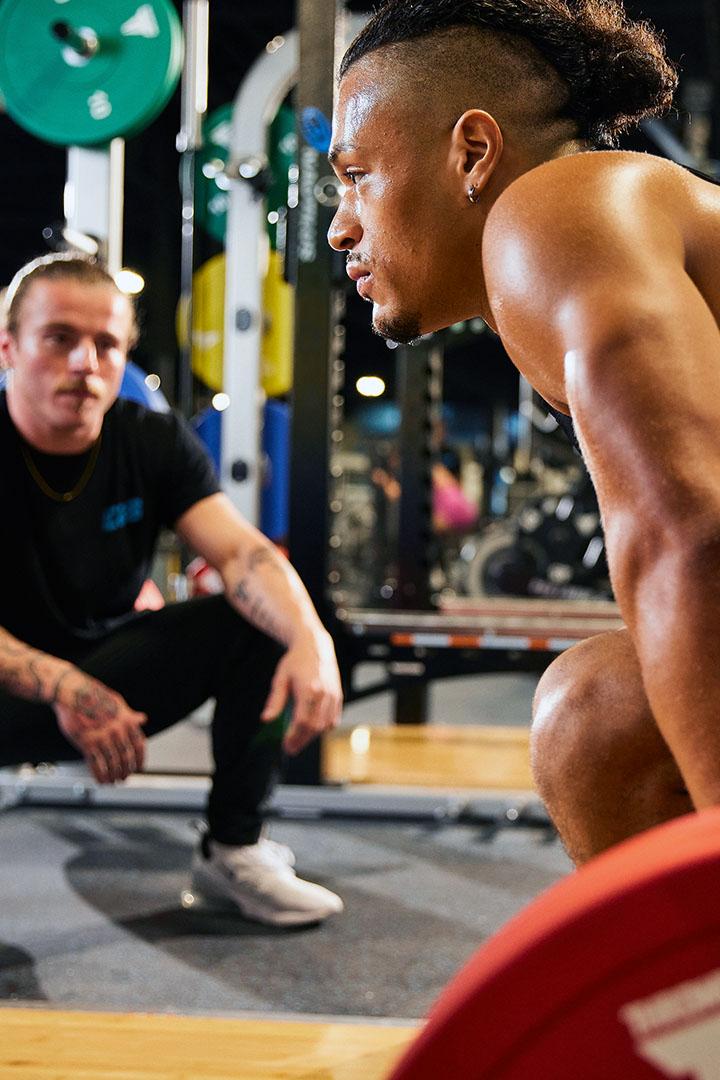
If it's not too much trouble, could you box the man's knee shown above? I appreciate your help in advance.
[531,631,650,798]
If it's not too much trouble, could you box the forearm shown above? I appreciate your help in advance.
[0,626,73,704]
[221,541,330,649]
[0,626,121,720]
[627,555,720,809]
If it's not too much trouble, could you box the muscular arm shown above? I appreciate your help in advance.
[176,493,342,752]
[485,153,720,809]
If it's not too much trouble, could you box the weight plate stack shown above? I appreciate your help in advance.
[195,104,233,246]
[0,0,184,146]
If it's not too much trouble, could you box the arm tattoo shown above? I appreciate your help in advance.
[247,546,280,573]
[232,578,286,642]
[50,666,71,704]
[231,545,290,643]
[0,637,49,702]
[0,630,119,717]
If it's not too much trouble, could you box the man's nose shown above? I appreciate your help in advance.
[68,339,99,373]
[328,202,363,251]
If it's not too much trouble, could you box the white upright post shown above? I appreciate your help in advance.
[222,32,298,523]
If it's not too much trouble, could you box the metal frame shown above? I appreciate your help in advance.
[222,31,298,522]
[0,767,548,830]
[65,139,125,272]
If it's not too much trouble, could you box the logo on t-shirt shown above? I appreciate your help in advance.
[102,497,144,533]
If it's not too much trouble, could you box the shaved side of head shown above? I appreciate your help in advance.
[355,26,581,157]
[341,0,678,149]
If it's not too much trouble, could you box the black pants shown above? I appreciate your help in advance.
[0,596,285,845]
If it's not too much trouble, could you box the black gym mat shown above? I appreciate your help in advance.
[0,808,570,1018]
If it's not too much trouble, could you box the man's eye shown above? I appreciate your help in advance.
[344,171,362,186]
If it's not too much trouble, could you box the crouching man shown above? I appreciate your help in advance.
[0,254,344,926]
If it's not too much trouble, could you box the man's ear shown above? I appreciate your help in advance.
[449,109,504,198]
[0,329,16,372]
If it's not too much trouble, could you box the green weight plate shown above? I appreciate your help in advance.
[266,103,296,250]
[0,0,184,146]
[195,103,233,246]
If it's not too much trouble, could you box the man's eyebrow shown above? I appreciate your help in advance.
[44,322,120,346]
[42,322,77,334]
[328,142,356,165]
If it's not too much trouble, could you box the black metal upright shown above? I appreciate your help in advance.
[286,0,343,784]
[395,340,442,612]
[392,339,443,723]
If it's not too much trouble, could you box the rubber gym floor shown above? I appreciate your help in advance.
[0,672,571,1019]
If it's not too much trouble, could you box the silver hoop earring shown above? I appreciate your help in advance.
[467,185,480,205]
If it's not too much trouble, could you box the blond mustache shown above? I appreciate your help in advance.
[56,382,101,397]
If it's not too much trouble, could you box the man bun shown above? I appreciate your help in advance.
[555,0,679,145]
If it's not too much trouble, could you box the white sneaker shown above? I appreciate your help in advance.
[188,836,344,927]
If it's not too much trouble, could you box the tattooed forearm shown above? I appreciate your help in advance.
[232,577,287,642]
[247,546,282,574]
[0,631,71,704]
[228,544,294,643]
[226,539,327,647]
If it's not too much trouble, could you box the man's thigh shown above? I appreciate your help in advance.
[75,595,271,737]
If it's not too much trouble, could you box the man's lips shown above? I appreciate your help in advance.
[346,263,373,298]
[346,262,370,282]
[57,387,99,400]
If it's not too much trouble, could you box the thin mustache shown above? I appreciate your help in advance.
[346,254,369,269]
[57,382,100,396]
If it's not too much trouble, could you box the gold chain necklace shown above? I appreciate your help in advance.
[20,434,102,503]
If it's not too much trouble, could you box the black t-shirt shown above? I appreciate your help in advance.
[0,392,219,653]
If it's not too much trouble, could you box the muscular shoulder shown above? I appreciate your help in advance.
[483,151,687,345]
[486,150,685,246]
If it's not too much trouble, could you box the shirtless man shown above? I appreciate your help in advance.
[327,0,720,864]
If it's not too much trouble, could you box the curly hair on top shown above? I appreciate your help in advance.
[341,0,678,147]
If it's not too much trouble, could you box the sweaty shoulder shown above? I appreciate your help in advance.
[481,152,698,394]
[485,151,691,310]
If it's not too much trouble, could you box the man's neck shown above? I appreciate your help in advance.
[6,389,102,455]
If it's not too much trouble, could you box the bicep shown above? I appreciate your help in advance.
[562,267,720,632]
[488,182,720,608]
[564,265,720,523]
